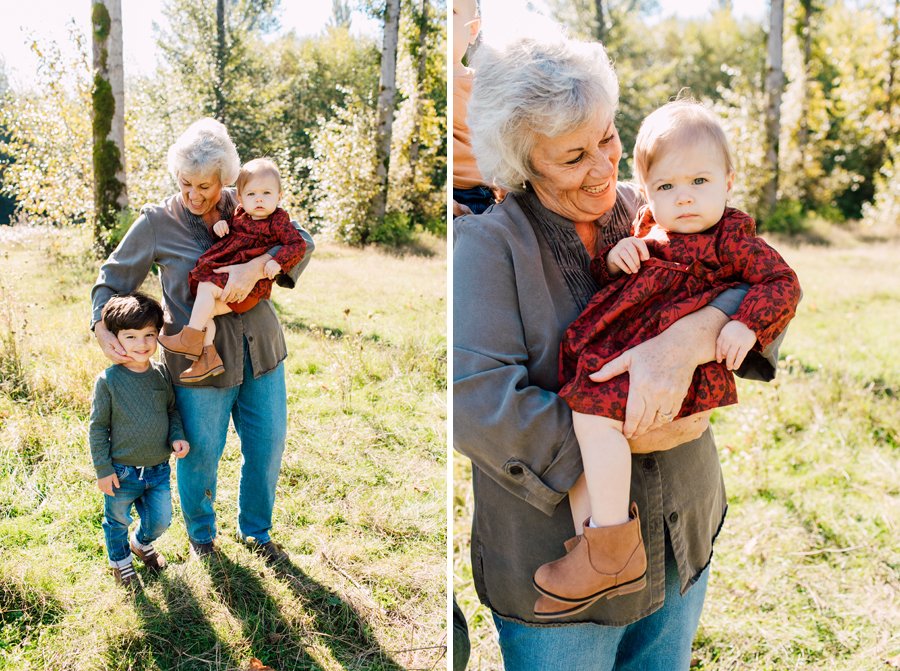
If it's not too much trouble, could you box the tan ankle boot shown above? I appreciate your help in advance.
[532,502,647,612]
[179,345,224,383]
[158,326,206,360]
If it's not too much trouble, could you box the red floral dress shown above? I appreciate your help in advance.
[189,205,307,313]
[558,207,801,419]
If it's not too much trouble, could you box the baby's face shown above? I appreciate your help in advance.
[238,173,282,220]
[642,139,734,234]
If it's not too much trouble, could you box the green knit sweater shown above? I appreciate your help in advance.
[89,361,185,479]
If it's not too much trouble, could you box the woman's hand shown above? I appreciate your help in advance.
[213,254,270,303]
[628,412,711,454]
[589,306,728,439]
[94,320,132,365]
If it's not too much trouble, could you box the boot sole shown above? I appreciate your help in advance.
[533,575,647,620]
[179,365,225,384]
[532,571,648,605]
[158,341,202,361]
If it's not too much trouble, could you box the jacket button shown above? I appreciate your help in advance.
[508,465,523,476]
[669,512,679,523]
[248,335,254,342]
[642,458,654,472]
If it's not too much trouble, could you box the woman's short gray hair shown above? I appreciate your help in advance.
[167,118,241,186]
[468,32,619,192]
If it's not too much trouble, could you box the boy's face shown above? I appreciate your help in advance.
[453,0,479,67]
[642,138,734,234]
[116,325,159,366]
[238,173,282,220]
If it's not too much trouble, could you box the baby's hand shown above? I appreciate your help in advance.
[97,472,120,496]
[172,440,190,458]
[606,237,649,275]
[716,320,757,370]
[213,220,229,237]
[264,259,281,280]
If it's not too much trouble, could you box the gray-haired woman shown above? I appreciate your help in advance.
[453,32,783,670]
[92,118,314,563]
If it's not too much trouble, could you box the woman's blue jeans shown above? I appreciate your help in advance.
[102,462,172,562]
[493,540,709,671]
[174,347,287,545]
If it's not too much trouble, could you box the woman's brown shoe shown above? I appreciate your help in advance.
[179,345,224,383]
[158,326,206,360]
[532,502,647,608]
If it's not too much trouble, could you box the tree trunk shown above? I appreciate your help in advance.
[594,0,606,43]
[370,0,400,232]
[888,0,899,125]
[408,0,429,173]
[797,0,813,203]
[763,0,784,218]
[91,0,128,257]
[215,0,227,122]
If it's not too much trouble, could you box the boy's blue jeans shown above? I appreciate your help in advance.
[174,347,287,546]
[102,461,172,563]
[493,539,709,671]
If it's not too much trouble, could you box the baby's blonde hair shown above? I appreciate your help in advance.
[633,100,734,188]
[236,158,282,194]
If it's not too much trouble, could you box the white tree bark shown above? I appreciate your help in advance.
[371,0,401,229]
[763,0,784,216]
[91,0,128,254]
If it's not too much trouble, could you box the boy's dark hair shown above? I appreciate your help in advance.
[101,292,164,335]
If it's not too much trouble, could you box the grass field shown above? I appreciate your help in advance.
[0,226,447,671]
[453,233,900,670]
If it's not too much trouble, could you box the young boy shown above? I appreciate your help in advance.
[453,0,500,216]
[89,292,190,587]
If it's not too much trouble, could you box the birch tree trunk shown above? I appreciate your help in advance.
[371,0,400,231]
[408,0,429,173]
[91,0,128,257]
[215,0,227,122]
[797,0,814,203]
[763,0,784,217]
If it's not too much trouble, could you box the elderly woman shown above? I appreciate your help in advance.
[91,118,313,562]
[453,34,783,669]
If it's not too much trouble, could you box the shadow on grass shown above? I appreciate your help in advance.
[205,552,325,670]
[128,571,244,671]
[208,552,404,671]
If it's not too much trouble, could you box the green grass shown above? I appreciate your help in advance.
[454,234,900,670]
[0,226,447,671]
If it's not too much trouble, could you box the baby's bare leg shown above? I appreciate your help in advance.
[190,282,233,344]
[572,411,631,529]
[568,473,590,535]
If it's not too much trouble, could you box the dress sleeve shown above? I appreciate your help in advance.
[453,218,581,517]
[90,209,158,327]
[267,208,308,274]
[272,221,315,289]
[88,375,115,479]
[719,212,802,351]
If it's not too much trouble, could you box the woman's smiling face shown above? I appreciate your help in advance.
[528,111,622,223]
[178,171,223,220]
